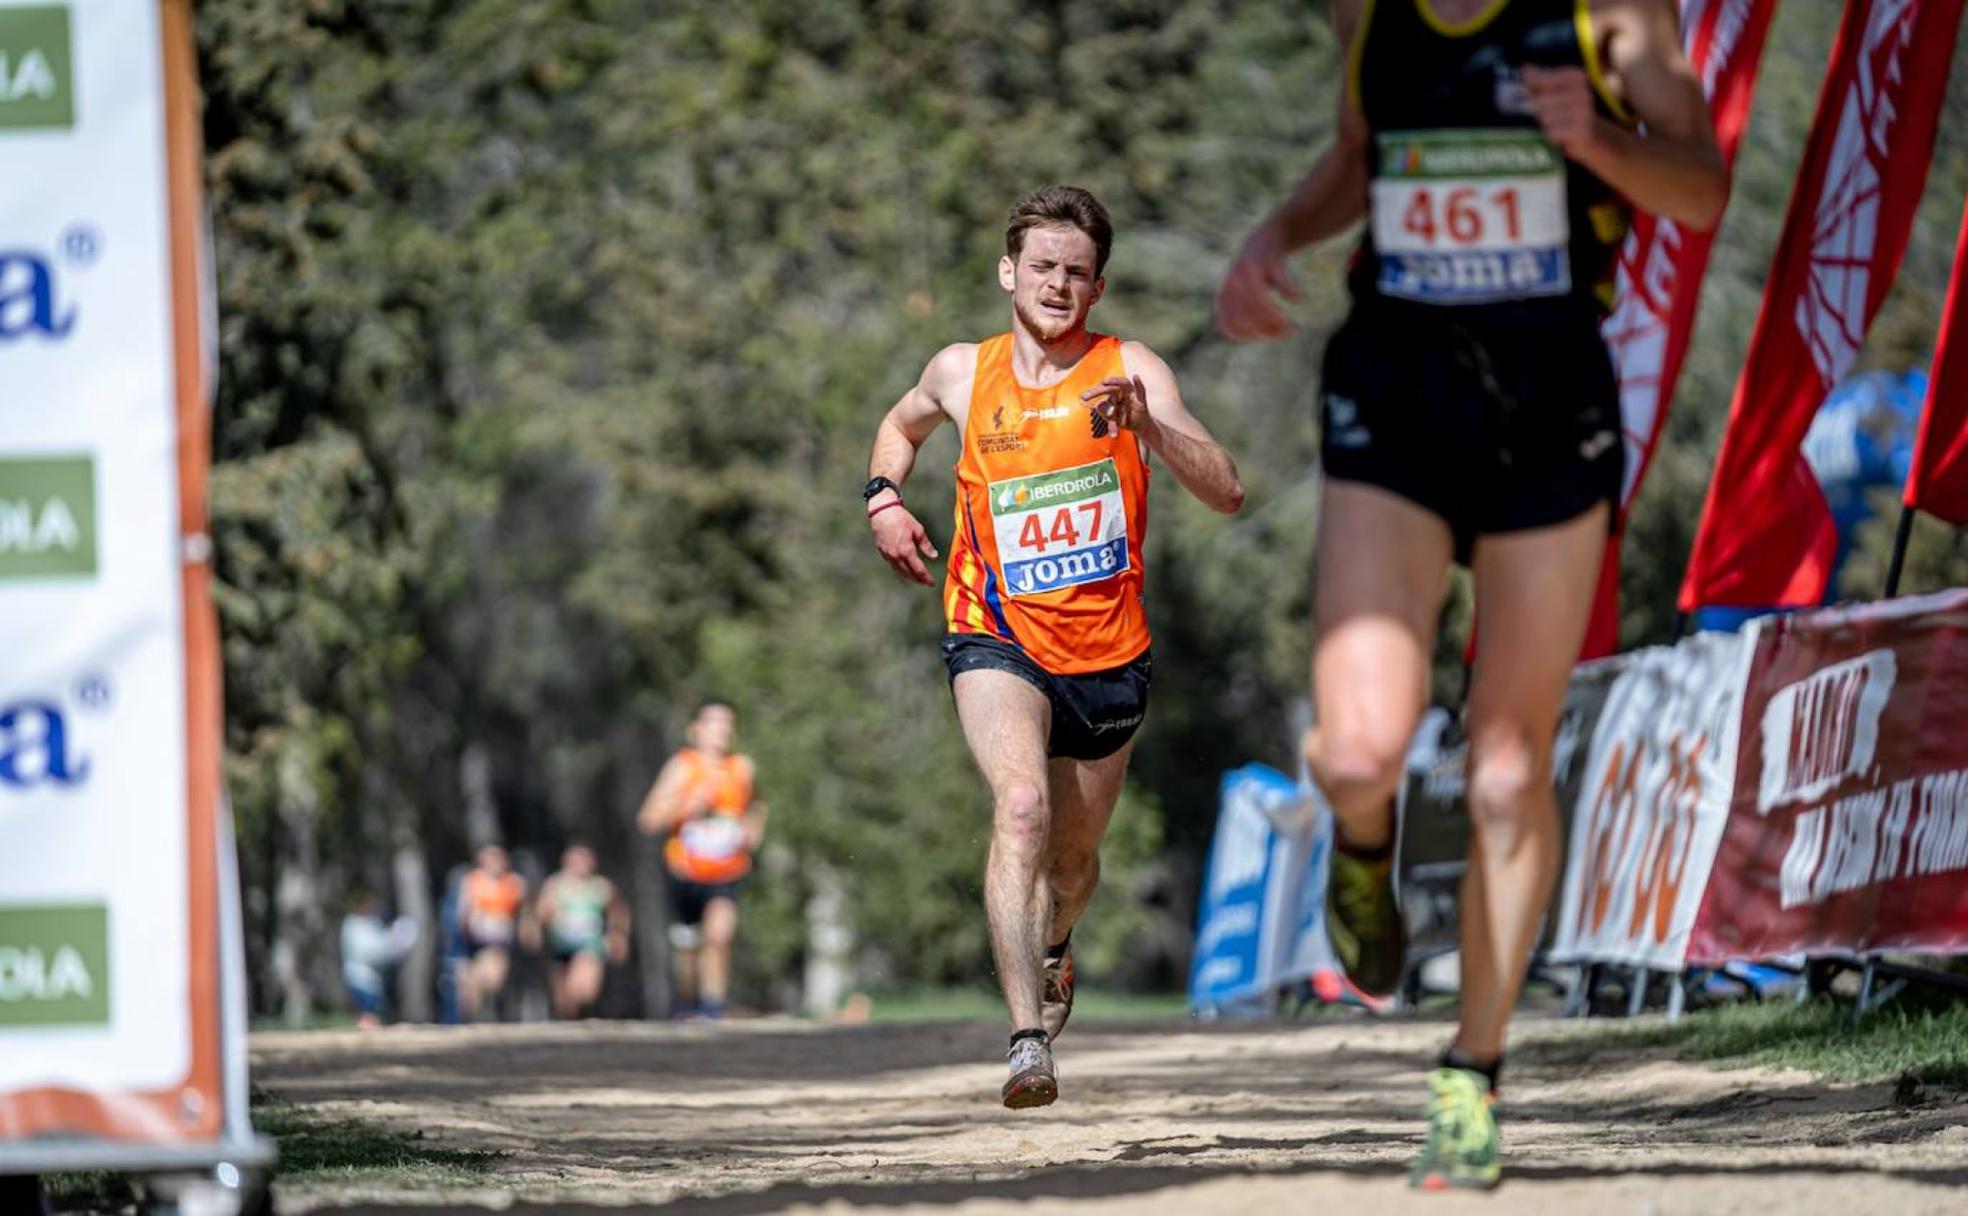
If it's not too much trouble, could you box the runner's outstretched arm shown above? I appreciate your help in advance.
[1087,343,1244,515]
[1217,0,1370,341]
[1525,0,1724,229]
[867,344,970,586]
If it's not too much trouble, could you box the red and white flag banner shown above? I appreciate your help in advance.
[1688,589,1968,962]
[1902,205,1968,523]
[1583,0,1780,658]
[1680,0,1965,612]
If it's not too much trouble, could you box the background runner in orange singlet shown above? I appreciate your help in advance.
[638,698,764,1019]
[457,844,527,1023]
[864,186,1244,1108]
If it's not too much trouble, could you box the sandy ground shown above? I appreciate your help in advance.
[252,1013,1968,1215]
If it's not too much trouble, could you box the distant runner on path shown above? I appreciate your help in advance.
[537,843,629,1020]
[638,698,764,1020]
[865,185,1244,1108]
[1217,0,1724,1190]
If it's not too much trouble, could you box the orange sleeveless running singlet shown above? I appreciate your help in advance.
[664,747,755,885]
[944,333,1150,675]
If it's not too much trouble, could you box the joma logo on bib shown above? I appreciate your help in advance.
[1373,128,1572,304]
[989,458,1130,597]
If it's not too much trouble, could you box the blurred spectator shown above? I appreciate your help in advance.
[339,890,418,1029]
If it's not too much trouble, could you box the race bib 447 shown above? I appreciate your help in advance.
[989,458,1129,597]
[1371,128,1571,304]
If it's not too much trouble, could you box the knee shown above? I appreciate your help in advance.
[1311,728,1408,811]
[1048,851,1099,902]
[702,904,738,949]
[994,782,1049,851]
[1465,730,1553,843]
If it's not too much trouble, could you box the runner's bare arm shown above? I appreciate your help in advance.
[1216,0,1370,342]
[635,756,699,835]
[867,344,972,586]
[738,756,767,851]
[1087,344,1244,515]
[1526,0,1725,229]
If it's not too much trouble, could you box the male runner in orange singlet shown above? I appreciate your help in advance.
[638,698,764,1019]
[1216,0,1723,1188]
[865,186,1244,1108]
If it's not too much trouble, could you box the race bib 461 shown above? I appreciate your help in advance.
[989,458,1129,598]
[1371,128,1571,304]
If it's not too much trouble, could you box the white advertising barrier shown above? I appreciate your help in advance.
[0,0,251,1160]
[1549,631,1755,969]
[1188,764,1343,1014]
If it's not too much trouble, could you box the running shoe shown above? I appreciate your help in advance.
[1001,1033,1058,1109]
[1410,1066,1501,1191]
[1040,942,1076,1040]
[1324,842,1406,998]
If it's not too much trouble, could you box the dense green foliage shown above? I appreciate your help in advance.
[196,1,1968,1013]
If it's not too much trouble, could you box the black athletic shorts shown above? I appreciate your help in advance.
[941,633,1151,762]
[1318,303,1624,563]
[671,879,740,927]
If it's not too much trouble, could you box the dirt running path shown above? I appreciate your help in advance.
[253,1014,1968,1214]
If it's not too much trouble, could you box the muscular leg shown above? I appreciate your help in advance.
[467,948,510,1023]
[953,669,1054,1032]
[1457,505,1607,1061]
[1044,741,1135,945]
[549,960,573,1020]
[566,952,605,1016]
[700,897,739,1012]
[1305,482,1454,840]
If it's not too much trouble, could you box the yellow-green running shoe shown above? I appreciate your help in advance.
[1324,845,1405,997]
[1410,1066,1501,1191]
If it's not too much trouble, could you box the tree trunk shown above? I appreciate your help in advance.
[393,839,436,1022]
[614,719,672,1019]
[272,745,327,1027]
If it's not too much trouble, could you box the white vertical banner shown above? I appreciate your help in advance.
[1549,632,1755,969]
[0,0,227,1145]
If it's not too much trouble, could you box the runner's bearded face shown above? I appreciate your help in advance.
[999,225,1104,345]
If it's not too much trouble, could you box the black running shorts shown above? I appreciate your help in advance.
[671,879,740,927]
[1317,304,1623,563]
[941,633,1151,762]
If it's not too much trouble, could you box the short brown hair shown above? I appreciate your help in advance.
[1005,186,1113,276]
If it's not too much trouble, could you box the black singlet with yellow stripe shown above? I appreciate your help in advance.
[1348,0,1633,323]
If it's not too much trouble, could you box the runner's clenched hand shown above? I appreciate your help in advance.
[871,502,939,586]
[1215,232,1301,342]
[1522,65,1604,161]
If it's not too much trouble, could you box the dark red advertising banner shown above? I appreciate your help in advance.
[1688,589,1968,962]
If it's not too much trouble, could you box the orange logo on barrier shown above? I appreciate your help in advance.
[1577,730,1708,947]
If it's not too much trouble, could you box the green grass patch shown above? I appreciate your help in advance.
[1545,997,1968,1087]
[44,1100,505,1211]
[253,1100,505,1184]
[864,986,1191,1023]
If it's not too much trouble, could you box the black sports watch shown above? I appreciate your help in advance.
[861,476,902,502]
